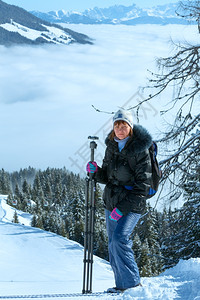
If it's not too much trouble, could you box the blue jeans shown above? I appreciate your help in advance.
[105,209,141,289]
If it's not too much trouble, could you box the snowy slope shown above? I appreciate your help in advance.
[0,221,115,297]
[0,195,115,297]
[0,0,92,45]
[0,195,32,225]
[0,196,200,299]
[0,21,74,44]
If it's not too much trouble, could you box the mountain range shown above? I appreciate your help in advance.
[0,0,92,46]
[31,3,189,25]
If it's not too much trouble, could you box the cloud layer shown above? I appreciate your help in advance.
[0,24,197,172]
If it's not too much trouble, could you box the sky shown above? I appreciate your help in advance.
[3,0,180,12]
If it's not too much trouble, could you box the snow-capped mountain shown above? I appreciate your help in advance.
[0,0,92,46]
[31,3,188,25]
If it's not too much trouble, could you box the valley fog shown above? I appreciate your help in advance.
[0,24,198,172]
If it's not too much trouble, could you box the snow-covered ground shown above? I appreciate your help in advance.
[0,195,32,226]
[0,195,200,300]
[0,21,74,44]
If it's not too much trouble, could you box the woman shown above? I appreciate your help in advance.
[86,109,152,293]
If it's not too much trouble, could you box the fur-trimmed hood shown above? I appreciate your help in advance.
[105,124,152,154]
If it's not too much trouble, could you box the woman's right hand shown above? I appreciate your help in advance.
[86,161,98,173]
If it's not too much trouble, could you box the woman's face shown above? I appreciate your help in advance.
[114,121,131,140]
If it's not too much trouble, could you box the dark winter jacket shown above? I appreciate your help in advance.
[96,125,152,215]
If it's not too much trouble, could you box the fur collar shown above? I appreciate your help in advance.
[105,124,152,154]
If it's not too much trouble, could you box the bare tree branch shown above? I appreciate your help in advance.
[129,1,200,203]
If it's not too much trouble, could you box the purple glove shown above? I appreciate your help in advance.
[86,161,98,173]
[109,208,123,222]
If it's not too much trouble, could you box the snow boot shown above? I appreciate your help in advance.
[107,283,142,293]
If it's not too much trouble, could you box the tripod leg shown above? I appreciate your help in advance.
[89,179,96,292]
[82,177,89,294]
[82,136,98,294]
[83,178,96,294]
[86,179,93,293]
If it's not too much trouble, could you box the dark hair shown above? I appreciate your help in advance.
[109,120,133,140]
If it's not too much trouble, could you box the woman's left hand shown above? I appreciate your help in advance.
[109,207,123,222]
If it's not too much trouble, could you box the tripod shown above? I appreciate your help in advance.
[82,136,99,294]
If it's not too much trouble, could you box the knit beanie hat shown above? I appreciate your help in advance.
[113,109,134,128]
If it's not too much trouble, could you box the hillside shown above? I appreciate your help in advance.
[0,215,114,297]
[0,195,200,299]
[0,0,92,45]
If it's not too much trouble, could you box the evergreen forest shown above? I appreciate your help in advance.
[0,166,199,277]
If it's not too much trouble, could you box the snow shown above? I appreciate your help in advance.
[0,195,200,299]
[0,21,73,44]
[0,195,32,226]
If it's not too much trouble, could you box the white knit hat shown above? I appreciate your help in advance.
[113,109,134,128]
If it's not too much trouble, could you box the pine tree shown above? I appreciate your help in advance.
[71,189,84,244]
[169,162,200,262]
[12,184,22,210]
[43,178,53,206]
[139,239,152,277]
[59,220,67,237]
[14,184,21,199]
[159,208,177,268]
[135,204,164,275]
[0,169,11,194]
[36,214,44,230]
[22,179,31,196]
[31,214,37,227]
[12,210,19,224]
[132,233,142,267]
[54,182,63,206]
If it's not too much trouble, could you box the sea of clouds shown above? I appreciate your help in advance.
[0,24,198,175]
